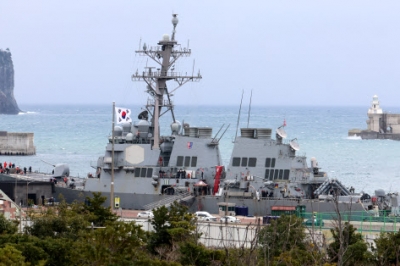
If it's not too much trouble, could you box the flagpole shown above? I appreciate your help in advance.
[111,101,115,210]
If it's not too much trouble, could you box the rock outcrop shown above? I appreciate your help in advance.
[0,49,21,114]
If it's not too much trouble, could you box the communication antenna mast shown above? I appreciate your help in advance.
[247,90,252,128]
[234,90,244,142]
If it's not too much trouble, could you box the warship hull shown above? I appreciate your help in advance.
[51,185,371,220]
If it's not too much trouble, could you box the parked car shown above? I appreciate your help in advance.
[303,213,324,226]
[220,216,241,223]
[195,211,217,222]
[137,211,154,218]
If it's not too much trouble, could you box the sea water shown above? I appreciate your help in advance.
[1,104,400,195]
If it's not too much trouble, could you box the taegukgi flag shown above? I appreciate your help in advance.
[115,107,131,123]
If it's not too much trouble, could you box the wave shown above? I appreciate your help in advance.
[347,134,361,140]
[18,111,37,115]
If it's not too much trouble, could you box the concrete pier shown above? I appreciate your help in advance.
[0,131,36,155]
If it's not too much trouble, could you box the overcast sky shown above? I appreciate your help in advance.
[2,1,400,107]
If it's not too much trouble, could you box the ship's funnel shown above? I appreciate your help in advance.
[311,157,319,174]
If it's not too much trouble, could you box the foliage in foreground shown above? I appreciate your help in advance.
[0,195,397,265]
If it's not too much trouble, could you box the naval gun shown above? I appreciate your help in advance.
[41,160,70,178]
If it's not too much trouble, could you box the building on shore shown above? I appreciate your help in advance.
[0,131,36,155]
[349,95,400,140]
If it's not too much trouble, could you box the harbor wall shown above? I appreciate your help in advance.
[0,131,36,155]
[347,129,400,140]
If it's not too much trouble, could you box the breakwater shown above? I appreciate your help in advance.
[0,131,35,155]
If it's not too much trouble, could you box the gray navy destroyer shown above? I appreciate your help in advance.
[4,15,400,221]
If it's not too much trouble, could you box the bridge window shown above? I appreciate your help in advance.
[184,156,191,167]
[269,170,274,180]
[248,157,257,167]
[279,169,283,179]
[140,168,147,177]
[274,170,279,180]
[232,157,257,167]
[265,169,269,179]
[134,168,141,177]
[147,168,153,177]
[177,156,184,166]
[265,158,276,168]
[191,156,197,167]
[284,170,290,180]
[176,156,197,167]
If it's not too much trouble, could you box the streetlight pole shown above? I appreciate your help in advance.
[14,177,17,205]
[111,101,115,210]
[26,181,33,208]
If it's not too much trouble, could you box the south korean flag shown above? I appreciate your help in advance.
[115,107,131,123]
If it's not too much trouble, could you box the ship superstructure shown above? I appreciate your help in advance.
[222,127,331,199]
[83,14,225,209]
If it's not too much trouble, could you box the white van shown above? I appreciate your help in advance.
[195,211,217,222]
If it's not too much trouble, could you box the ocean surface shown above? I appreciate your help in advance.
[1,104,400,195]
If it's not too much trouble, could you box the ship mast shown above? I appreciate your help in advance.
[132,14,202,149]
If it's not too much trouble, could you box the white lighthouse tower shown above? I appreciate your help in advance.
[367,95,383,114]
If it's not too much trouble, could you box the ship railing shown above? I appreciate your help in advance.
[299,210,400,229]
[132,70,201,80]
[295,178,327,184]
[146,99,176,107]
[258,196,316,202]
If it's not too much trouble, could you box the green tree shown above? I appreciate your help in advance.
[81,192,118,226]
[70,220,148,265]
[26,201,89,240]
[40,237,75,266]
[0,213,17,235]
[0,244,28,266]
[374,230,400,265]
[149,201,196,260]
[328,222,371,266]
[258,215,307,263]
[0,234,47,265]
[179,242,214,266]
[149,205,171,254]
[167,201,197,246]
[273,246,330,266]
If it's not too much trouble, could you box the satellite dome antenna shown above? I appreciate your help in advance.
[171,14,179,41]
[289,138,300,151]
[276,126,287,144]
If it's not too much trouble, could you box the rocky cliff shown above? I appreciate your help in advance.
[0,49,21,114]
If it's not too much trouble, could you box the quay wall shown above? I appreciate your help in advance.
[0,131,35,155]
